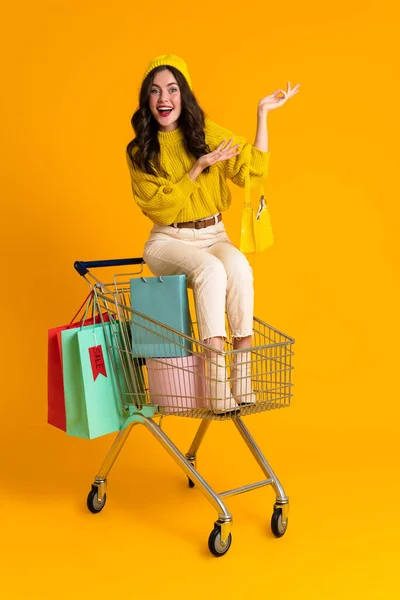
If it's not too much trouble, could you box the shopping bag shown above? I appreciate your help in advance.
[61,321,130,439]
[146,355,205,413]
[239,165,274,254]
[130,275,192,358]
[48,325,69,432]
[47,293,109,432]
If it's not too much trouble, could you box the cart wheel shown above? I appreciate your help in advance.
[188,477,195,488]
[87,487,107,514]
[208,526,232,557]
[271,507,288,538]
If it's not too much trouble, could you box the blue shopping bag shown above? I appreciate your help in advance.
[130,275,192,358]
[61,321,130,439]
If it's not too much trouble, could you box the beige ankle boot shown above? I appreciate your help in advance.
[231,352,257,405]
[205,354,238,414]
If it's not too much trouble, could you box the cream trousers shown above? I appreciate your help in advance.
[142,219,254,341]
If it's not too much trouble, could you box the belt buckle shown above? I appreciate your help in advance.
[195,221,201,229]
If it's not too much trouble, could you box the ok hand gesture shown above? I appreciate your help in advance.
[258,82,300,115]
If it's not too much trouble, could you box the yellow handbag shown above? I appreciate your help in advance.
[239,164,274,254]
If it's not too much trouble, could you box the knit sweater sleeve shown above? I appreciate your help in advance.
[126,150,200,225]
[205,118,270,189]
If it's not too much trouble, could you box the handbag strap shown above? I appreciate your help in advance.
[244,164,265,208]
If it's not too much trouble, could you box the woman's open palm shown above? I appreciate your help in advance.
[197,139,240,169]
[258,82,300,113]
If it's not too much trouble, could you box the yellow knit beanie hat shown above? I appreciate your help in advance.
[142,54,192,90]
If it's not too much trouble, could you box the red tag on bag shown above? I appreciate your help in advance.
[89,345,107,381]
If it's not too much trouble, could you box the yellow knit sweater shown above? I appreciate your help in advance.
[126,117,270,226]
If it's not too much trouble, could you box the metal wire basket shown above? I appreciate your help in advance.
[75,261,294,421]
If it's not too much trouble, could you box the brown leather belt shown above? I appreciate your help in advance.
[170,213,222,229]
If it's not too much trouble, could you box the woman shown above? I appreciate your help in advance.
[126,54,299,413]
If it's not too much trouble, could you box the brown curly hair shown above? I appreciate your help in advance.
[126,65,211,178]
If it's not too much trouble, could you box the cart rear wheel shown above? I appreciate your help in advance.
[208,526,232,557]
[271,507,288,537]
[87,488,107,514]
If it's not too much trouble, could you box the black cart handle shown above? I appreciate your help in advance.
[74,258,144,276]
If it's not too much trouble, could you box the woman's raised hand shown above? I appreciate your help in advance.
[258,82,300,114]
[197,139,241,170]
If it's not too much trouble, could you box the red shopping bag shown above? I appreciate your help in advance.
[47,292,109,431]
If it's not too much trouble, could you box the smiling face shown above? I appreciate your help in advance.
[148,68,182,132]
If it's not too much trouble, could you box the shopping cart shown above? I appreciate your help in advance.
[73,257,295,557]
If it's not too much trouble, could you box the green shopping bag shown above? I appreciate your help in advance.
[61,321,143,439]
[130,275,192,358]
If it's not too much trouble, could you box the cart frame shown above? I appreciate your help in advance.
[74,258,294,556]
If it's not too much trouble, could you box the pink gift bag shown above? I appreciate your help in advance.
[146,355,205,413]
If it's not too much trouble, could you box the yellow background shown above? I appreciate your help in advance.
[1,1,399,597]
